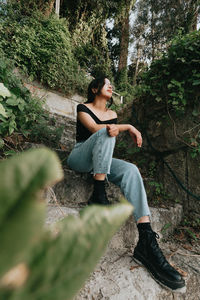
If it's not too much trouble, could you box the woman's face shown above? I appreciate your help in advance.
[100,78,113,99]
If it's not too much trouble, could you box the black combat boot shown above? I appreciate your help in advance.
[88,179,111,205]
[133,223,185,291]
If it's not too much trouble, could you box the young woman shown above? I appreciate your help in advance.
[67,76,185,291]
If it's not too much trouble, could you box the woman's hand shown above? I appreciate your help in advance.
[106,124,119,137]
[128,125,142,147]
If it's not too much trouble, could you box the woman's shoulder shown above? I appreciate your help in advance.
[77,103,88,112]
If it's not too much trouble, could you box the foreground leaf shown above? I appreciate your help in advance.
[1,202,133,300]
[0,148,64,277]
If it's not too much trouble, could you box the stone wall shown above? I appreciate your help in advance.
[129,101,200,214]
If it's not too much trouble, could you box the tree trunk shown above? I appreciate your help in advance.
[55,0,60,16]
[133,44,142,85]
[118,9,130,72]
[150,1,156,61]
[188,0,198,31]
[118,0,136,72]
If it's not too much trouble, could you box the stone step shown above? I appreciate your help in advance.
[48,163,182,238]
[74,241,199,300]
[46,203,183,247]
[45,204,200,300]
[25,81,82,151]
[44,155,185,251]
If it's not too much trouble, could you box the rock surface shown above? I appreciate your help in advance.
[131,101,200,214]
[46,203,183,246]
[45,204,200,300]
[74,243,200,300]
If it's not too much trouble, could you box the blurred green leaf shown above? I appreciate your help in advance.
[0,148,64,278]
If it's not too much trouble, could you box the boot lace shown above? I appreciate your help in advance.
[149,231,168,266]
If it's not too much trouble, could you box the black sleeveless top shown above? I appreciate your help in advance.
[76,103,118,142]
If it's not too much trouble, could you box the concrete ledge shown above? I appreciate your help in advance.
[25,82,84,120]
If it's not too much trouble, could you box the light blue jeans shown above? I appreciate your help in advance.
[67,128,150,222]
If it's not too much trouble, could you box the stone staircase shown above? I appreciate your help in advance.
[27,84,200,300]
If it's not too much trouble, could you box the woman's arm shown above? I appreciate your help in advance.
[78,111,142,147]
[107,124,142,148]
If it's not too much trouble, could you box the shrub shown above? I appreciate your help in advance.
[71,15,112,78]
[0,53,62,150]
[136,31,200,111]
[0,3,89,95]
[134,31,200,157]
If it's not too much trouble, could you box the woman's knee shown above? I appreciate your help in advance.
[124,162,142,180]
[125,162,139,173]
[97,127,110,138]
[97,128,116,144]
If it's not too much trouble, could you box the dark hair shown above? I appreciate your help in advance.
[86,76,113,107]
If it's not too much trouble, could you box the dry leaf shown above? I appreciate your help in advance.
[60,144,67,151]
[130,265,142,271]
[182,244,192,251]
[170,263,188,277]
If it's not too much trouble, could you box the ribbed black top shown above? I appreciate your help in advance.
[76,104,118,142]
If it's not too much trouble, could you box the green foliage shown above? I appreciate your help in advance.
[0,82,26,135]
[74,43,112,78]
[149,181,165,197]
[161,223,172,234]
[0,148,133,300]
[131,0,200,63]
[60,0,131,30]
[114,68,136,103]
[0,54,63,151]
[0,53,59,148]
[8,0,55,16]
[0,3,89,95]
[0,55,41,136]
[136,31,200,110]
[71,13,112,78]
[174,213,200,242]
[135,30,200,157]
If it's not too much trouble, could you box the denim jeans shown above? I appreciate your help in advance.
[67,128,150,222]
